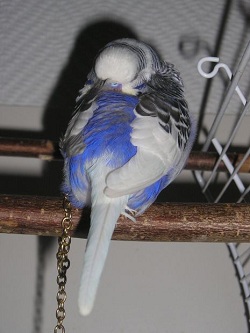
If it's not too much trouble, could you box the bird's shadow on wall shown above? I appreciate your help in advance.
[43,19,140,197]
[43,19,138,141]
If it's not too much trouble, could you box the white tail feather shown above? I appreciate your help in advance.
[78,195,127,316]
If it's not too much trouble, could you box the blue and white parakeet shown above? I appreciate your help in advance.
[60,38,196,316]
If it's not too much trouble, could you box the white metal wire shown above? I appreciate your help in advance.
[195,40,250,326]
[198,41,250,152]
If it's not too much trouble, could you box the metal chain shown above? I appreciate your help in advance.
[54,196,73,333]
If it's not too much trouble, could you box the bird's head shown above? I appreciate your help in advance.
[92,38,161,95]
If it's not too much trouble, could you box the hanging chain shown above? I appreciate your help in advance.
[54,196,73,333]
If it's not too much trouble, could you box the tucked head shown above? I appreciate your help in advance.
[95,45,139,84]
[93,38,161,94]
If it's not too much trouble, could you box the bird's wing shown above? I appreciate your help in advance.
[105,65,194,198]
[104,110,181,198]
[60,80,102,157]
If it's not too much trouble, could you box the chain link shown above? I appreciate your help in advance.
[54,196,73,333]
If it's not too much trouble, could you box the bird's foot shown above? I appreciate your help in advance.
[122,206,137,222]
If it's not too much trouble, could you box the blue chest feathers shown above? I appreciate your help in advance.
[83,91,138,167]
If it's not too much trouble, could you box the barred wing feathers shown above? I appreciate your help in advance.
[105,64,194,198]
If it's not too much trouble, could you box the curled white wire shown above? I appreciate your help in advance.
[197,57,246,105]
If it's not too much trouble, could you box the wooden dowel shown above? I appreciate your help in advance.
[0,137,61,160]
[0,137,249,172]
[0,194,250,242]
[187,150,250,173]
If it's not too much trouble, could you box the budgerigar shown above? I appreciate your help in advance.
[60,38,196,316]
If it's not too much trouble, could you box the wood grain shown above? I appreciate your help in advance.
[0,194,249,242]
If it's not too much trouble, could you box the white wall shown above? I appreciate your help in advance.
[0,234,247,333]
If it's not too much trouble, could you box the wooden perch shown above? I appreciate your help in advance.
[0,137,250,172]
[0,137,61,160]
[0,194,250,242]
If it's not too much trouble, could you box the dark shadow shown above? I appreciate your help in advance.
[227,243,250,333]
[0,164,62,197]
[42,19,138,141]
[32,237,55,333]
[41,19,138,201]
[155,182,207,203]
[75,207,92,239]
[178,34,212,60]
[0,129,47,140]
